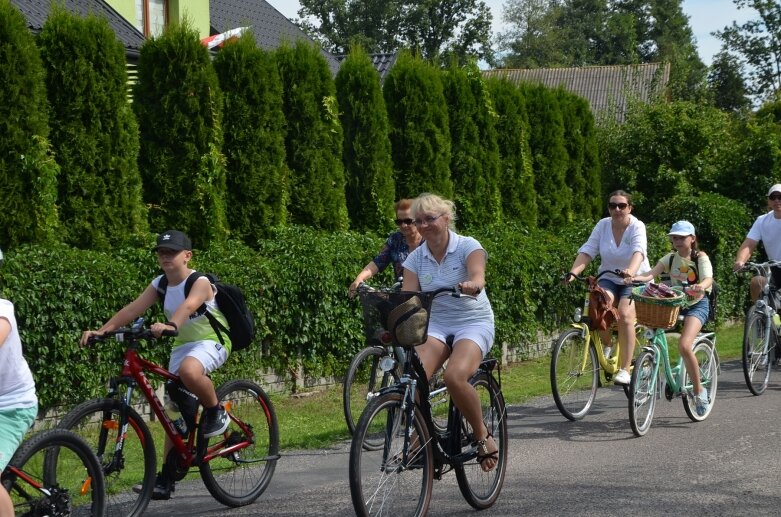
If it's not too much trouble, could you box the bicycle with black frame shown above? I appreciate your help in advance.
[349,286,507,516]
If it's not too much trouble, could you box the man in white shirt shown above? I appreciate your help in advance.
[734,183,781,301]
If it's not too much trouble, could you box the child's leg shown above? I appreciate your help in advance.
[177,356,218,407]
[679,315,704,394]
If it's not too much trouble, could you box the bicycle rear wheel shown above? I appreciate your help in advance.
[199,379,279,507]
[742,311,773,395]
[2,428,106,517]
[629,350,657,437]
[349,391,433,517]
[683,338,719,421]
[551,328,598,420]
[343,346,400,442]
[58,398,155,517]
[454,370,508,510]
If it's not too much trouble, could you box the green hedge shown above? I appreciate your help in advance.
[1,213,749,410]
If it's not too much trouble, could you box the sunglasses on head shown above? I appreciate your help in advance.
[608,202,629,210]
[395,218,414,226]
[769,194,781,201]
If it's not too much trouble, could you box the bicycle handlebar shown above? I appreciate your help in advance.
[562,269,627,284]
[87,318,178,345]
[736,260,781,275]
[357,283,479,300]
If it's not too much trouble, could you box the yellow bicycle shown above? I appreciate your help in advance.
[551,270,641,420]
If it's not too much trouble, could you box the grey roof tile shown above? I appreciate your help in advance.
[335,52,398,82]
[483,63,671,122]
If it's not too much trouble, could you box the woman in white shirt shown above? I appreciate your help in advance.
[566,190,649,385]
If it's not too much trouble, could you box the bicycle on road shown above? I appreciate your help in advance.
[628,286,719,437]
[57,319,279,517]
[737,260,781,395]
[551,269,640,421]
[1,427,106,516]
[349,287,507,516]
[344,283,448,442]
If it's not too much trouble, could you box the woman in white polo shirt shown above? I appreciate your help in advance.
[402,193,497,472]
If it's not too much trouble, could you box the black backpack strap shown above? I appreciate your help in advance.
[184,272,230,347]
[156,275,169,306]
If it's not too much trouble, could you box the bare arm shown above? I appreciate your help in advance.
[566,252,593,282]
[633,261,664,283]
[402,268,420,292]
[734,238,758,271]
[349,261,380,296]
[0,317,11,347]
[459,250,486,296]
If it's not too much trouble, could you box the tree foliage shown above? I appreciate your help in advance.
[335,47,395,232]
[133,22,228,247]
[442,62,501,228]
[708,48,751,112]
[37,7,147,249]
[0,0,58,248]
[716,0,781,101]
[296,0,495,66]
[213,34,288,243]
[276,41,349,230]
[486,77,537,227]
[384,52,453,200]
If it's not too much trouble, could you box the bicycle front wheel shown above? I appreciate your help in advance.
[2,428,106,517]
[742,311,773,395]
[199,379,279,507]
[683,338,719,421]
[344,346,400,441]
[629,350,657,437]
[551,328,598,420]
[58,398,156,517]
[454,371,508,510]
[349,391,433,517]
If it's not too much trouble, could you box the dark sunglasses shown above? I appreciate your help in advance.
[769,194,781,201]
[395,218,414,226]
[608,202,629,210]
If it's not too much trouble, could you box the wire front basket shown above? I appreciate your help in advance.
[358,289,435,349]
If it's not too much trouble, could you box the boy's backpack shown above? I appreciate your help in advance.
[666,253,718,322]
[156,272,256,351]
[586,276,619,331]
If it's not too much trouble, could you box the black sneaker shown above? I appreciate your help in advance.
[202,407,230,438]
[132,472,174,500]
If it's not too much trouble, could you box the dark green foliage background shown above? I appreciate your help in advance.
[213,34,289,242]
[0,0,58,249]
[37,7,147,250]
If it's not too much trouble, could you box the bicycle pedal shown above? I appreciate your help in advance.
[664,383,673,401]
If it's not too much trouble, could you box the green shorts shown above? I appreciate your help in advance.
[0,405,38,470]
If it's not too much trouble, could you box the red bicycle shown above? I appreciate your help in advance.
[57,319,279,517]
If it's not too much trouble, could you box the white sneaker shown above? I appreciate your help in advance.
[603,346,613,359]
[613,368,631,385]
[695,388,709,417]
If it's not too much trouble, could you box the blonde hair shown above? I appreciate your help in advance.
[411,193,456,229]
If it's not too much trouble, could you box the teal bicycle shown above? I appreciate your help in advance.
[628,286,719,437]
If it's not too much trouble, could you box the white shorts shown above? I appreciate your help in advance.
[168,340,228,375]
[427,321,495,357]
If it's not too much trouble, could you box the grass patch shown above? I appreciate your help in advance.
[272,322,745,451]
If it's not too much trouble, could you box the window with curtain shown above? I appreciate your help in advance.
[135,0,167,37]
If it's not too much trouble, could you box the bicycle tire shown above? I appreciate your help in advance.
[198,379,279,507]
[683,337,719,421]
[454,370,508,510]
[551,328,598,421]
[349,391,433,517]
[742,310,773,395]
[58,398,156,517]
[343,346,400,442]
[2,427,106,517]
[629,350,657,437]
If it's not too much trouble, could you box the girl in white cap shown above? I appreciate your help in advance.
[633,220,713,416]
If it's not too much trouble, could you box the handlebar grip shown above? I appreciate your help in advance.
[161,328,178,337]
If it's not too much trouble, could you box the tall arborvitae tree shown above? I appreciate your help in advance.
[213,34,288,243]
[384,52,453,199]
[520,83,570,228]
[0,0,58,248]
[577,96,603,219]
[442,62,501,228]
[708,49,750,113]
[486,77,536,227]
[133,22,227,247]
[276,41,348,230]
[37,7,146,249]
[335,46,395,232]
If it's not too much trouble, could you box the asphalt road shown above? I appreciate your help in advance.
[142,359,781,516]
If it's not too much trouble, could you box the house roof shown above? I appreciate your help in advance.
[482,63,671,122]
[9,0,145,57]
[335,52,398,82]
[210,0,341,76]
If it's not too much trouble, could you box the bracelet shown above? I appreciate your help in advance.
[165,321,178,330]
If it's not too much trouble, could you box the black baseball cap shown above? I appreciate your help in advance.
[152,230,192,252]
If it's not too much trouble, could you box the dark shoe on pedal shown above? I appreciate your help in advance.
[132,472,174,500]
[202,406,230,438]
